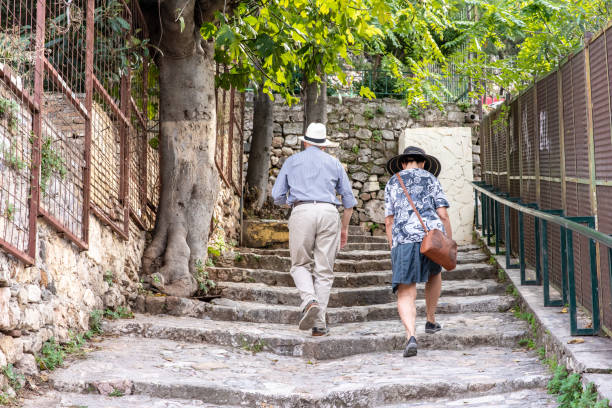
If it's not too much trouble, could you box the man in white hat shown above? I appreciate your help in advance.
[272,122,356,336]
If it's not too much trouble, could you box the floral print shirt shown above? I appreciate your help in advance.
[384,168,450,248]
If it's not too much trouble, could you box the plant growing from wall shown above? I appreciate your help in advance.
[4,201,14,222]
[4,142,26,173]
[372,130,382,142]
[0,96,19,133]
[363,108,375,120]
[40,137,67,196]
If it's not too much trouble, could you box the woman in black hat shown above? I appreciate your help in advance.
[384,146,452,357]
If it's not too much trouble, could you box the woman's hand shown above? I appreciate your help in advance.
[436,207,452,240]
[385,215,394,250]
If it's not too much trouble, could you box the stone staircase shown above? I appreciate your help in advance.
[25,225,557,407]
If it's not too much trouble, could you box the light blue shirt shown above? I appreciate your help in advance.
[272,146,357,208]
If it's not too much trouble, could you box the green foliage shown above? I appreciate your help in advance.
[0,393,13,405]
[363,108,375,120]
[368,222,379,234]
[457,101,470,112]
[194,259,217,294]
[497,269,506,283]
[351,145,360,154]
[4,201,14,222]
[375,105,385,115]
[3,142,27,173]
[371,130,382,142]
[453,0,612,97]
[546,364,609,408]
[104,270,114,286]
[506,284,519,298]
[0,97,18,133]
[109,389,124,397]
[89,309,104,336]
[234,253,243,262]
[40,137,67,196]
[104,306,134,320]
[241,337,266,354]
[2,364,24,392]
[36,338,65,371]
[205,0,455,108]
[409,105,421,120]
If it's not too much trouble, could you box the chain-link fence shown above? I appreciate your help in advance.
[480,27,612,330]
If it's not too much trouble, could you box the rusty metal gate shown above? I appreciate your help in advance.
[0,0,160,263]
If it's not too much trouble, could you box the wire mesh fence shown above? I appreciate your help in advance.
[0,0,159,263]
[480,26,612,330]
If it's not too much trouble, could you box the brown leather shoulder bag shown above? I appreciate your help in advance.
[395,173,457,271]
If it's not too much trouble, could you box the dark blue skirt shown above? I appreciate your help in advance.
[391,242,442,293]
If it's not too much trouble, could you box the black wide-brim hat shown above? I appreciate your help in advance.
[385,146,441,177]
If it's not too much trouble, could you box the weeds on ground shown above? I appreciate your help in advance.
[103,306,134,320]
[109,389,124,397]
[241,337,266,354]
[506,284,519,298]
[512,305,538,350]
[497,269,506,283]
[547,361,609,408]
[194,259,216,295]
[2,364,23,392]
[35,338,65,370]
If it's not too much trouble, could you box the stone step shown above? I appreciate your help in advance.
[347,234,388,243]
[382,389,558,408]
[217,279,504,307]
[247,244,481,260]
[197,294,516,325]
[232,251,489,273]
[349,225,365,234]
[208,263,496,287]
[24,392,236,408]
[47,338,550,407]
[343,242,391,251]
[104,313,529,360]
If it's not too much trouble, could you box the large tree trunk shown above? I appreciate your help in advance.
[140,0,222,297]
[245,87,274,210]
[302,73,327,132]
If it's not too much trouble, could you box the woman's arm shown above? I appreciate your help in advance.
[385,215,394,250]
[436,207,452,240]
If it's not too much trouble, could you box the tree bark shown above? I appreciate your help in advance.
[140,0,221,297]
[302,73,327,133]
[245,87,274,210]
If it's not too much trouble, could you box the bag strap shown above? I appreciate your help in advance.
[395,172,429,233]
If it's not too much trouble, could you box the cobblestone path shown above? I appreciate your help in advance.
[26,226,557,407]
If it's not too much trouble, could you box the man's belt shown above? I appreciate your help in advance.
[292,200,336,207]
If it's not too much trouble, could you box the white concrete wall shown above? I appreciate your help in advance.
[400,127,474,245]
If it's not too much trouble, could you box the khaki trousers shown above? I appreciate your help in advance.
[288,203,341,328]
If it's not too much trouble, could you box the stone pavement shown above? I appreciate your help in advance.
[23,226,558,407]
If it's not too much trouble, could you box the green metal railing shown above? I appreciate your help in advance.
[472,181,612,336]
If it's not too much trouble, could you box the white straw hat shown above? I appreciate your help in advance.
[298,123,339,147]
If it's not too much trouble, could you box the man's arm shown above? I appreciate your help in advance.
[340,207,353,249]
[336,161,357,249]
[436,207,452,240]
[271,162,289,205]
[385,215,394,250]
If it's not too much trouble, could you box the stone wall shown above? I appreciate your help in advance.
[243,96,480,231]
[0,216,144,376]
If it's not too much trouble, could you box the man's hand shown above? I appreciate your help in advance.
[340,207,353,249]
[340,227,348,249]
